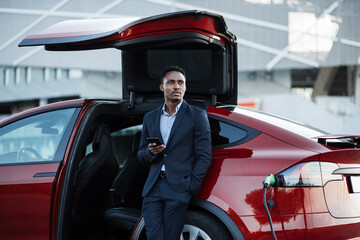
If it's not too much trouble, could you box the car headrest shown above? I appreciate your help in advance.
[92,124,110,151]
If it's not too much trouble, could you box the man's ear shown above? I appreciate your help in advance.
[160,84,164,91]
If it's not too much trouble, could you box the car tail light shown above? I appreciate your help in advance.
[275,162,342,187]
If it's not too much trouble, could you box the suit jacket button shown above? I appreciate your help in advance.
[164,154,167,157]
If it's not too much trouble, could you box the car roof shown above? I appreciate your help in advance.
[19,10,238,107]
[208,105,330,153]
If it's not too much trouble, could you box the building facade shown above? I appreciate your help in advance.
[1,0,360,133]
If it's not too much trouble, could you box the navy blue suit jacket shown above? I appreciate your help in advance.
[137,101,212,197]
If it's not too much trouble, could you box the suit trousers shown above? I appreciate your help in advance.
[142,175,192,240]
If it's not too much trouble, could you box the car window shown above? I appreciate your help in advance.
[111,125,143,166]
[84,124,143,166]
[209,118,247,148]
[147,49,212,82]
[0,108,76,165]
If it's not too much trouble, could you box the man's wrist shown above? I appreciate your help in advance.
[148,150,158,162]
[149,150,154,156]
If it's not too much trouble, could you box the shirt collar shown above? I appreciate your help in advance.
[161,100,183,116]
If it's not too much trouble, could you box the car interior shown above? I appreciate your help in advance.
[52,100,229,240]
[56,29,236,239]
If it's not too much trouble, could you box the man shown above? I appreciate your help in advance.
[137,65,212,240]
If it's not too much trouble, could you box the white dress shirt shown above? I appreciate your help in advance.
[160,101,183,171]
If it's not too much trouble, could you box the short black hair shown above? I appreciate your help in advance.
[160,65,186,84]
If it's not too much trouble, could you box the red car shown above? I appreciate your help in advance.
[1,10,359,240]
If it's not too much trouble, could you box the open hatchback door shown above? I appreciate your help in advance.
[19,10,238,107]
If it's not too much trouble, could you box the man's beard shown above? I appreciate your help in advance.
[170,90,181,103]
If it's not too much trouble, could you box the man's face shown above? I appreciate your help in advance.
[160,71,186,103]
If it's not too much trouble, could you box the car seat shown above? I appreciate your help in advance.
[105,131,148,231]
[72,124,118,224]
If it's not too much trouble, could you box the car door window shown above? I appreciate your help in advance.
[0,108,76,165]
[209,118,248,148]
[111,125,143,167]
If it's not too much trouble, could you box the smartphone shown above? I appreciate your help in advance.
[146,137,161,146]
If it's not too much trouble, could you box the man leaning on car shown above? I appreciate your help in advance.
[137,65,212,240]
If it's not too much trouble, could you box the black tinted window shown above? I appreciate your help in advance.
[122,46,226,98]
[209,118,247,147]
[147,49,211,82]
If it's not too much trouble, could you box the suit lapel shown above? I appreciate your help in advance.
[166,101,188,145]
[153,105,164,143]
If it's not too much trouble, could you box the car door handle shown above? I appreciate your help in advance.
[332,168,360,176]
[33,172,57,178]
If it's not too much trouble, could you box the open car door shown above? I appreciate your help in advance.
[19,10,238,107]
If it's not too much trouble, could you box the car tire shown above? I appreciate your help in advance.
[131,210,233,240]
[181,210,233,240]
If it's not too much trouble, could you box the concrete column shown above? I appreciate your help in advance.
[355,66,360,106]
[312,67,338,97]
[347,66,355,96]
[39,98,48,106]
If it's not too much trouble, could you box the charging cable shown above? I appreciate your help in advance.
[263,174,277,240]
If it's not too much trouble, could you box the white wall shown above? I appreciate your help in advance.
[259,93,360,134]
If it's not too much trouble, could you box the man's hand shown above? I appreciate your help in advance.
[148,143,166,156]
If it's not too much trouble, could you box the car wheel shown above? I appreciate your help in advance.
[131,211,233,240]
[181,210,233,240]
